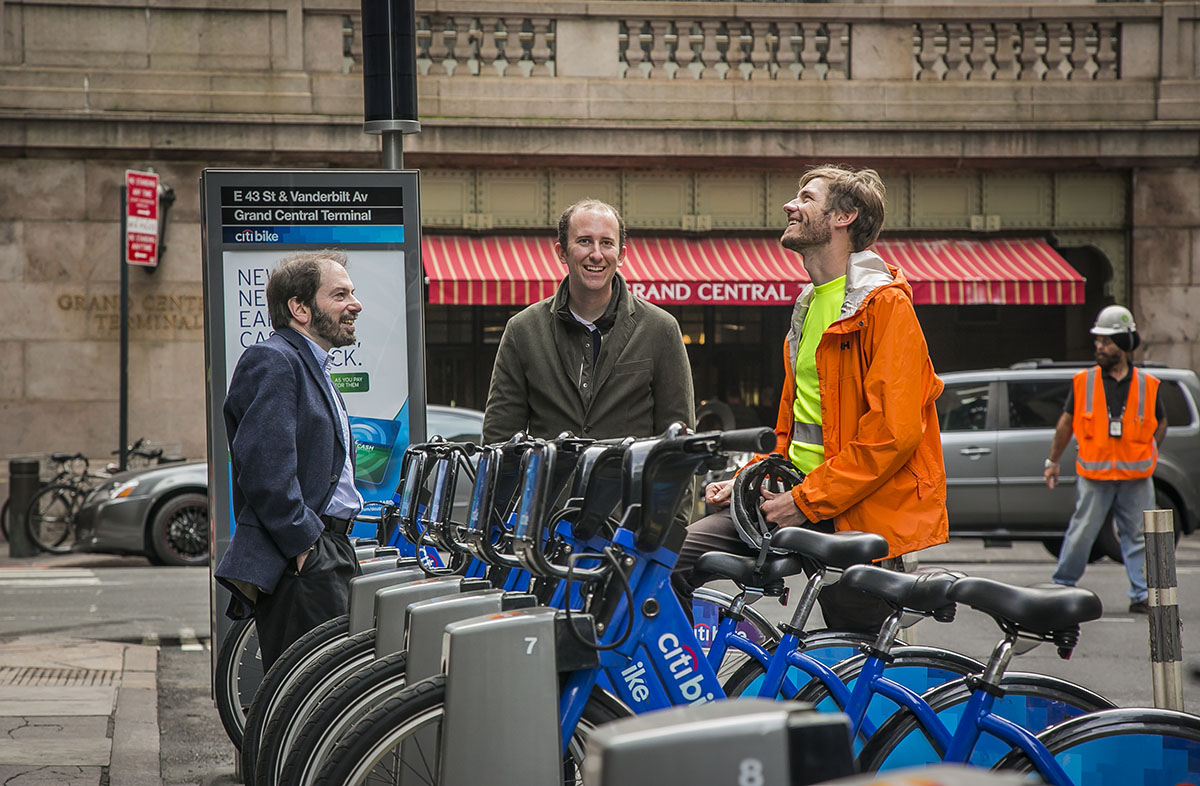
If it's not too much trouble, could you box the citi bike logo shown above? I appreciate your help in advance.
[658,632,715,705]
[620,660,652,704]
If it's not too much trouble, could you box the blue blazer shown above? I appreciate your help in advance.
[215,327,350,618]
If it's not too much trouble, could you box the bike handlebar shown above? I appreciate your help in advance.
[458,445,525,570]
[510,426,776,582]
[708,426,776,455]
[623,425,776,552]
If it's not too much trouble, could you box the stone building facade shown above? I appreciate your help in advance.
[1,0,1198,481]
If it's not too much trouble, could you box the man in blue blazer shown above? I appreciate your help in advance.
[215,250,364,669]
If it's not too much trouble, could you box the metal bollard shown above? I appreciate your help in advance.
[1143,508,1184,711]
[8,459,41,558]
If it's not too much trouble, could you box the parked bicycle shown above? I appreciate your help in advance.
[1,452,87,542]
[21,439,174,554]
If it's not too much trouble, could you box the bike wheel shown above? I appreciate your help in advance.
[995,706,1200,785]
[1,498,9,541]
[859,672,1116,773]
[317,675,627,785]
[255,629,378,786]
[213,618,262,751]
[241,614,351,786]
[280,651,411,786]
[25,483,83,553]
[721,631,875,697]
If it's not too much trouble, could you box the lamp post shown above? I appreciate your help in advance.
[361,0,421,170]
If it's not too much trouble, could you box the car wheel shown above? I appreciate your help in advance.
[149,492,210,567]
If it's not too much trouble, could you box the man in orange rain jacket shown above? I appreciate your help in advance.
[672,165,948,634]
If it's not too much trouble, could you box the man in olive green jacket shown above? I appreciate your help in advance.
[482,199,695,445]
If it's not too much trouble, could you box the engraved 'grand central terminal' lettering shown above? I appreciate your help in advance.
[56,292,204,333]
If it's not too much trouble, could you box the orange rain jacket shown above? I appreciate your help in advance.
[756,251,949,559]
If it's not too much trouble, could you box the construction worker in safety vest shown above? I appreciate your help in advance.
[1044,305,1167,614]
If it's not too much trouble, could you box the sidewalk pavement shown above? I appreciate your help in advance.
[0,544,163,785]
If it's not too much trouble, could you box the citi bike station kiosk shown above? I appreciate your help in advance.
[199,169,426,653]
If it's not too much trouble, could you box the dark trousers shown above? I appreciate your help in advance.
[254,529,360,671]
[671,509,900,635]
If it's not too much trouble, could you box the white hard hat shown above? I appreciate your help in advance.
[1090,305,1137,336]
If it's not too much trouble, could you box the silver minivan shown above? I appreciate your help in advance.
[937,360,1200,561]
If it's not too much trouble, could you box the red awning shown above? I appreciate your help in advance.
[421,235,1084,307]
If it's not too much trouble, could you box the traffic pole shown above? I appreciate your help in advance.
[1143,507,1184,711]
[8,459,41,558]
[119,184,129,472]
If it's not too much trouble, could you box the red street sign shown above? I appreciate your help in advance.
[125,169,160,267]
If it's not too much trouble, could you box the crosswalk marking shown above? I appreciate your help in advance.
[0,568,100,587]
[139,629,212,651]
[179,627,204,652]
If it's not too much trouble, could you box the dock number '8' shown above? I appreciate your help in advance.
[738,759,764,786]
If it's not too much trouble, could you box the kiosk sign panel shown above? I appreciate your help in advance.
[200,169,426,645]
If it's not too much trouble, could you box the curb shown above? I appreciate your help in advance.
[111,643,161,786]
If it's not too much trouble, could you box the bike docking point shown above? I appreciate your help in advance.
[582,699,854,786]
[346,565,426,634]
[372,575,487,658]
[438,607,565,786]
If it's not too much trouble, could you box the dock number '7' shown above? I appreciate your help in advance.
[524,637,537,655]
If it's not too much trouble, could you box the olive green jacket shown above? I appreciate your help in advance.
[482,274,695,444]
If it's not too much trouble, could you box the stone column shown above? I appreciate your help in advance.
[1131,167,1200,370]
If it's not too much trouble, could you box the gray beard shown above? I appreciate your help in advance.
[312,304,355,348]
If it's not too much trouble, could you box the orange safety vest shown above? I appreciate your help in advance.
[1072,366,1159,481]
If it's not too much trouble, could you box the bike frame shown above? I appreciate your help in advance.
[942,682,1074,785]
[558,525,728,750]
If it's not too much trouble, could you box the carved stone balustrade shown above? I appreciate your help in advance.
[912,20,1119,81]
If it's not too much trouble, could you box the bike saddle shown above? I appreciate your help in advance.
[770,527,889,571]
[692,550,800,595]
[840,566,963,621]
[730,454,804,550]
[948,577,1103,636]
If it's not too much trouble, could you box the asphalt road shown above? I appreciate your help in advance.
[1,537,1197,784]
